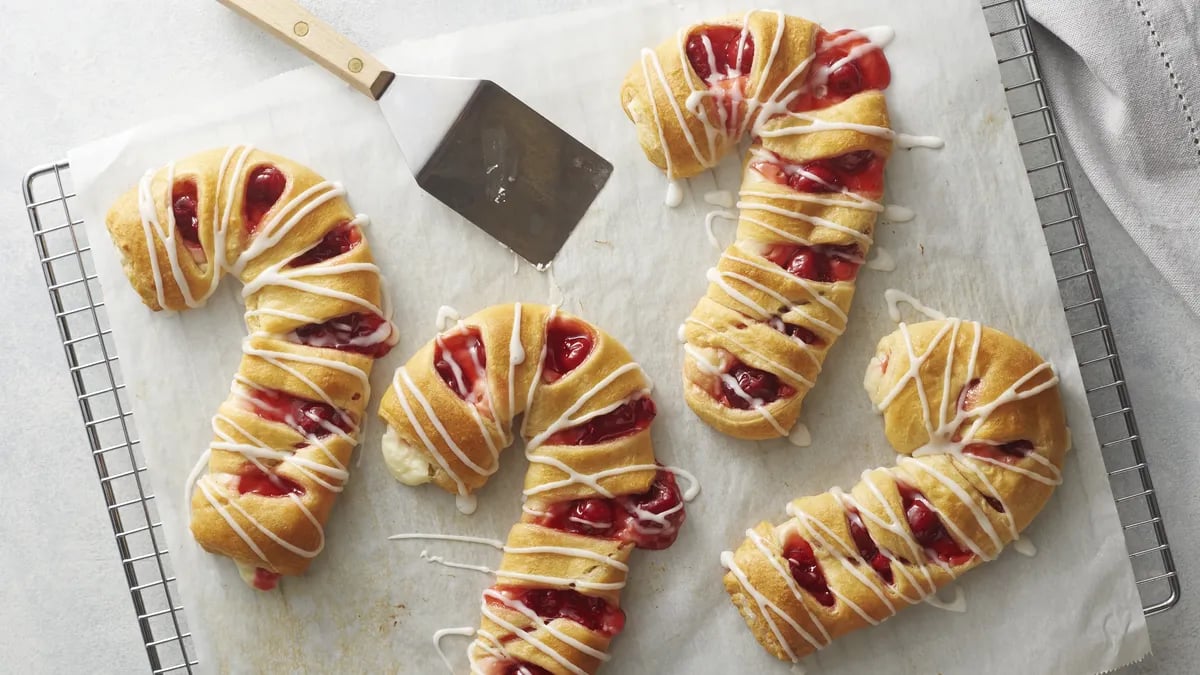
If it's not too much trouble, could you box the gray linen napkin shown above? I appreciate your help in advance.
[1025,0,1200,316]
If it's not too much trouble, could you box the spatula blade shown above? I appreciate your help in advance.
[383,79,612,265]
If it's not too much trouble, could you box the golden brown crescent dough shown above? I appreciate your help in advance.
[378,303,695,675]
[623,12,900,439]
[103,145,397,590]
[723,319,1070,662]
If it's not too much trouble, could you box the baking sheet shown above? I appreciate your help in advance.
[68,1,1149,672]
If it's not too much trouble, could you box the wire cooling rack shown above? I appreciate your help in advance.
[21,0,1179,671]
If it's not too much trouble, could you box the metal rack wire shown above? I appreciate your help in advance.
[21,0,1178,671]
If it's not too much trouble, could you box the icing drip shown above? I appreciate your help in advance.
[787,422,811,447]
[884,288,947,322]
[923,586,967,612]
[705,210,739,249]
[436,305,462,331]
[665,179,685,207]
[704,189,736,208]
[865,247,895,272]
[433,627,476,674]
[882,205,915,222]
[1013,536,1037,557]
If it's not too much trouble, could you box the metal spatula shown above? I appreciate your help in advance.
[217,0,613,265]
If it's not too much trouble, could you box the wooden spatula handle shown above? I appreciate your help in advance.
[216,0,394,99]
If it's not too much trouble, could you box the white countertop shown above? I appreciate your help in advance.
[1,1,1194,672]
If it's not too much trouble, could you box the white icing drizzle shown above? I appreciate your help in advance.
[705,210,739,249]
[665,179,684,207]
[704,189,736,208]
[787,422,811,447]
[882,205,915,222]
[436,305,462,331]
[895,134,945,149]
[866,247,895,272]
[433,627,477,674]
[923,586,967,612]
[884,288,947,322]
[1013,535,1037,557]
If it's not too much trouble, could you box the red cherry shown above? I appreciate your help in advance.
[542,317,594,383]
[292,312,394,358]
[434,329,487,401]
[794,29,892,110]
[984,496,1005,512]
[785,247,829,280]
[236,463,305,497]
[289,222,362,267]
[502,588,626,636]
[964,439,1034,465]
[720,364,774,408]
[847,509,894,584]
[252,567,280,591]
[243,165,287,233]
[833,150,874,174]
[898,484,974,565]
[786,163,841,193]
[545,397,656,446]
[725,31,755,74]
[685,26,755,82]
[617,468,688,550]
[826,61,863,97]
[571,499,615,532]
[245,387,353,437]
[172,180,201,249]
[783,537,835,606]
[767,317,820,345]
[685,33,714,81]
[958,378,982,410]
[828,256,860,282]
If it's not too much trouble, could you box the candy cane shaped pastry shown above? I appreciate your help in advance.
[104,146,397,590]
[378,303,696,675]
[722,319,1070,662]
[623,12,907,439]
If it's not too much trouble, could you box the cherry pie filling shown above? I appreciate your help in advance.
[288,221,362,267]
[171,179,205,264]
[791,28,892,111]
[762,241,863,284]
[542,317,595,383]
[782,535,836,606]
[752,148,885,195]
[434,328,488,403]
[545,396,656,446]
[244,386,354,438]
[767,316,821,346]
[531,467,686,550]
[847,508,895,584]
[251,568,281,591]
[685,26,756,83]
[236,463,305,497]
[897,483,974,566]
[243,164,287,233]
[487,587,626,636]
[685,26,757,132]
[714,359,796,410]
[290,312,394,358]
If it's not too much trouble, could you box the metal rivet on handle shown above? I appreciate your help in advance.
[348,57,364,73]
[293,21,309,37]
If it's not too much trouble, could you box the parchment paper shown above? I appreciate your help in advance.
[68,1,1150,673]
